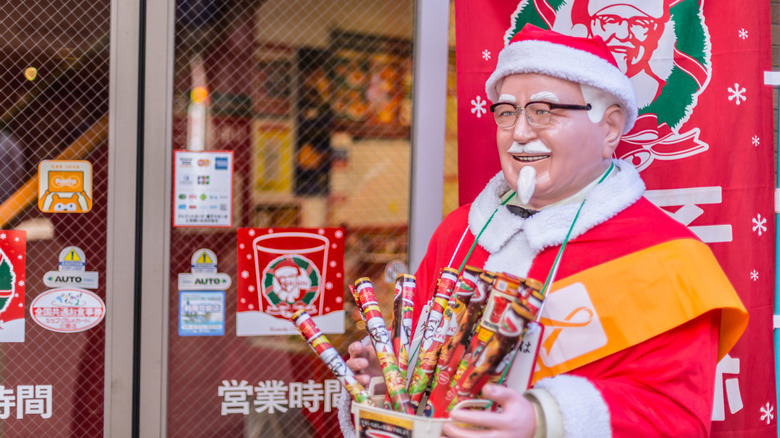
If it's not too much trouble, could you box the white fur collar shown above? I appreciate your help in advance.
[469,159,645,260]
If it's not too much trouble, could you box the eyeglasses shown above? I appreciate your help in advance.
[489,101,592,129]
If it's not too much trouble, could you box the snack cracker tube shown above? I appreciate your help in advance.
[355,278,415,415]
[521,279,545,318]
[398,274,416,377]
[468,301,534,398]
[406,296,455,412]
[292,309,375,407]
[426,270,494,417]
[387,274,414,407]
[487,281,544,386]
[444,271,495,373]
[444,272,523,411]
[406,267,458,409]
[426,266,480,408]
[349,284,366,322]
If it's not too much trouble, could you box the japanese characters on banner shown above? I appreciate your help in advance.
[236,228,345,335]
[0,230,26,342]
[454,1,775,435]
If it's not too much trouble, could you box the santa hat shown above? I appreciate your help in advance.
[273,258,301,275]
[485,24,637,133]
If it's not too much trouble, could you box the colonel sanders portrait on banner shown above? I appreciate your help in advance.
[511,0,710,171]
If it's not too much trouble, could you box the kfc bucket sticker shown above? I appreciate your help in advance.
[0,230,26,342]
[236,228,345,335]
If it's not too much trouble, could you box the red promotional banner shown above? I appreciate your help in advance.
[455,1,775,435]
[0,230,25,342]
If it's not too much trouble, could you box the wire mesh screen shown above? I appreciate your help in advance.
[167,1,425,437]
[0,1,110,437]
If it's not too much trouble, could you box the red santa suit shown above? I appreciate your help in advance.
[412,159,747,437]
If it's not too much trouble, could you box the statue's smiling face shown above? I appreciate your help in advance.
[496,74,614,208]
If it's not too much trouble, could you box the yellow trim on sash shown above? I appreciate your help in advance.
[531,238,748,383]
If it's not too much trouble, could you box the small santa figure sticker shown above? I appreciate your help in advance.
[262,255,320,311]
[236,227,345,335]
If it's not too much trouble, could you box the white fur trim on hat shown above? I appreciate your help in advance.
[485,39,638,133]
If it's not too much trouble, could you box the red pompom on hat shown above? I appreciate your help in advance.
[485,24,637,133]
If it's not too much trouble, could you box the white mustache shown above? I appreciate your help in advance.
[507,141,551,154]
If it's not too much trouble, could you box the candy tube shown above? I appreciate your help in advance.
[426,266,481,414]
[397,274,416,379]
[426,270,494,417]
[467,301,534,399]
[355,278,415,415]
[488,280,545,386]
[445,272,523,411]
[406,267,458,410]
[292,309,375,407]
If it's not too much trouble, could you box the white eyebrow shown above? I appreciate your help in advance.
[530,91,560,102]
[497,94,517,103]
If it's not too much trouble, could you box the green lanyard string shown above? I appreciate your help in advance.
[457,162,615,300]
[489,162,615,391]
[538,161,614,302]
[456,192,516,274]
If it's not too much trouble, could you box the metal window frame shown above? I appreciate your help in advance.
[105,0,449,436]
[105,0,142,436]
[105,0,174,436]
[137,0,175,436]
[409,0,449,270]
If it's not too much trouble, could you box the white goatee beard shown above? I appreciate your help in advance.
[516,166,536,205]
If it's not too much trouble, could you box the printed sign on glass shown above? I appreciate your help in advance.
[43,246,99,289]
[30,288,105,333]
[38,160,92,213]
[172,150,234,228]
[236,228,345,335]
[0,230,26,342]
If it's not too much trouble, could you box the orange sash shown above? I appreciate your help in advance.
[531,238,748,383]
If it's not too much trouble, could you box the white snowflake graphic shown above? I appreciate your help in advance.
[17,280,24,287]
[752,213,767,236]
[761,402,774,424]
[750,270,759,281]
[738,28,748,40]
[0,233,5,240]
[471,95,487,118]
[481,49,491,61]
[752,135,760,147]
[728,83,747,105]
[248,229,256,236]
[326,282,333,290]
[335,229,344,238]
[241,270,250,279]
